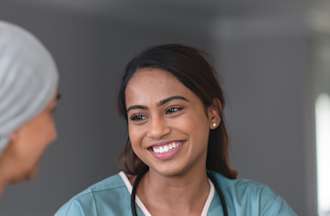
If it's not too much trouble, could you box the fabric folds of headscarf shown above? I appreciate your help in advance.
[0,21,59,153]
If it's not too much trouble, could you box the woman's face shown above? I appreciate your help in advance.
[125,68,218,177]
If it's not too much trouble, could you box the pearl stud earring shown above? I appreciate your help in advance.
[212,122,217,128]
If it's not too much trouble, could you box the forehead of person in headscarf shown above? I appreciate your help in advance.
[0,21,59,153]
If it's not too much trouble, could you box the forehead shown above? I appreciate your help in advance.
[125,68,194,106]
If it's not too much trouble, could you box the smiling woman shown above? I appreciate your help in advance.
[56,44,297,216]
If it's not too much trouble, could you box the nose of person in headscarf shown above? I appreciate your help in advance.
[0,21,60,192]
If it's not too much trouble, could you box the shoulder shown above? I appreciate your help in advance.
[55,173,130,216]
[209,171,297,215]
[211,171,275,197]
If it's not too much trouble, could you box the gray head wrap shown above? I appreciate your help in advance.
[0,21,59,153]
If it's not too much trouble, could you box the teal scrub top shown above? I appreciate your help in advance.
[55,171,297,216]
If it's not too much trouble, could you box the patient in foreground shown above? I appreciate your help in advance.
[0,21,60,193]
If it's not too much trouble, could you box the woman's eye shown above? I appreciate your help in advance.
[165,106,183,114]
[129,113,146,121]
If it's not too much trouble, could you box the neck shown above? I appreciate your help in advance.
[137,165,210,215]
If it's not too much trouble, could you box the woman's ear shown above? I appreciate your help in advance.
[207,98,222,129]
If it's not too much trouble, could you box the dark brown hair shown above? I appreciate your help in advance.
[118,44,237,179]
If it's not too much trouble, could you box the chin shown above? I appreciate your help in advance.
[11,164,38,184]
[149,162,191,178]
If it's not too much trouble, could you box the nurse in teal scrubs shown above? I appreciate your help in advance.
[56,44,297,216]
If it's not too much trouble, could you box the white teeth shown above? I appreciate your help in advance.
[152,142,181,154]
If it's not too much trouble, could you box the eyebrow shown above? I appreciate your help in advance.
[126,95,189,113]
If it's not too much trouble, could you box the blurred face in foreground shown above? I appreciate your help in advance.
[0,94,60,192]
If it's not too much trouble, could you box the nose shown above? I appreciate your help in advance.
[49,119,57,144]
[147,115,170,139]
[52,127,57,143]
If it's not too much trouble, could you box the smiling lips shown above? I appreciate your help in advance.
[148,140,185,160]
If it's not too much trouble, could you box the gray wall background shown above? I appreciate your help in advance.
[0,1,318,215]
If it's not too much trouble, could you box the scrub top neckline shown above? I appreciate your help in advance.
[118,171,215,216]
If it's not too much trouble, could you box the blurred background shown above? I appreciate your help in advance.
[0,0,329,215]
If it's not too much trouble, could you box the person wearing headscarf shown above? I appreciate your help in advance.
[0,21,60,192]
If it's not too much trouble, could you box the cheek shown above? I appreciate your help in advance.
[173,110,209,133]
[44,123,56,144]
[46,115,57,140]
[34,114,57,146]
[128,125,149,161]
[175,110,210,146]
[128,124,145,148]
